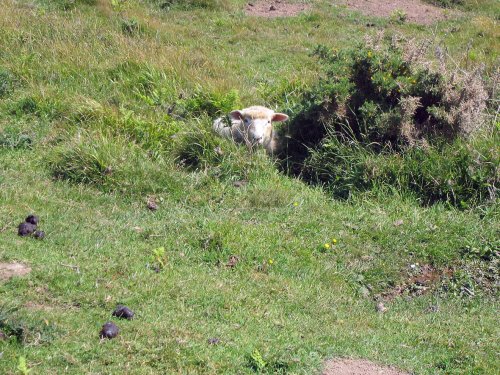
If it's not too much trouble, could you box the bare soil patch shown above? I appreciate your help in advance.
[379,264,452,301]
[245,0,311,18]
[0,262,31,281]
[323,358,410,375]
[343,0,451,25]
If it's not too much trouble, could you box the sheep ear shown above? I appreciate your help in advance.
[230,110,243,120]
[272,113,289,122]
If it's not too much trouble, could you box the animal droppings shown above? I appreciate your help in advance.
[100,322,119,339]
[147,198,159,211]
[207,337,220,345]
[18,222,36,237]
[112,305,135,320]
[33,230,45,240]
[25,215,39,225]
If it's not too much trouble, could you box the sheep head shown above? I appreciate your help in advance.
[229,106,288,146]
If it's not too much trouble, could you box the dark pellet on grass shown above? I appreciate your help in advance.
[33,230,45,240]
[25,215,39,225]
[18,222,36,236]
[112,305,134,320]
[100,322,119,339]
[208,337,220,345]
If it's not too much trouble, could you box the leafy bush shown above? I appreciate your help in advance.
[286,37,488,155]
[280,35,494,207]
[48,130,185,195]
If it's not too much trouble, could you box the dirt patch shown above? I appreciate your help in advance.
[0,262,31,281]
[245,0,311,18]
[343,0,452,25]
[379,264,452,301]
[323,358,410,375]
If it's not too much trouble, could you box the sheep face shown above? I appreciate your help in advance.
[230,106,288,146]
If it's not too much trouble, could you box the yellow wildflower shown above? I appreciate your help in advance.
[324,243,331,250]
[332,238,337,245]
[268,259,274,265]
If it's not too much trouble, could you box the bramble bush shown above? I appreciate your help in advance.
[280,34,496,207]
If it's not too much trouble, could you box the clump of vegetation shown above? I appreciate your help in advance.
[282,34,494,207]
[35,0,97,10]
[172,119,273,182]
[121,18,146,36]
[0,68,15,97]
[0,127,33,149]
[175,88,241,119]
[48,130,185,195]
[424,0,464,8]
[148,0,229,11]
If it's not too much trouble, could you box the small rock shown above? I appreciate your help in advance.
[207,337,220,345]
[18,222,36,237]
[393,219,404,227]
[214,146,224,156]
[112,305,134,320]
[376,302,387,313]
[269,5,276,11]
[33,230,45,240]
[25,215,39,226]
[99,322,119,339]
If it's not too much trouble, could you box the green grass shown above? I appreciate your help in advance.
[0,0,499,374]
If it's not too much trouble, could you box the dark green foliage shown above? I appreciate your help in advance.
[121,18,145,36]
[36,0,97,10]
[0,128,33,149]
[176,88,241,119]
[0,307,57,345]
[303,131,499,207]
[0,69,15,97]
[281,40,493,207]
[424,0,464,8]
[147,0,228,11]
[286,42,486,153]
[10,96,66,119]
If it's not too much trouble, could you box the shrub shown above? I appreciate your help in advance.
[280,34,494,207]
[48,130,185,195]
[286,37,488,156]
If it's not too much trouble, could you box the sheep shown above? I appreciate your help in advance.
[213,106,289,155]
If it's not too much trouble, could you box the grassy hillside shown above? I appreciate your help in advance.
[0,0,498,374]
